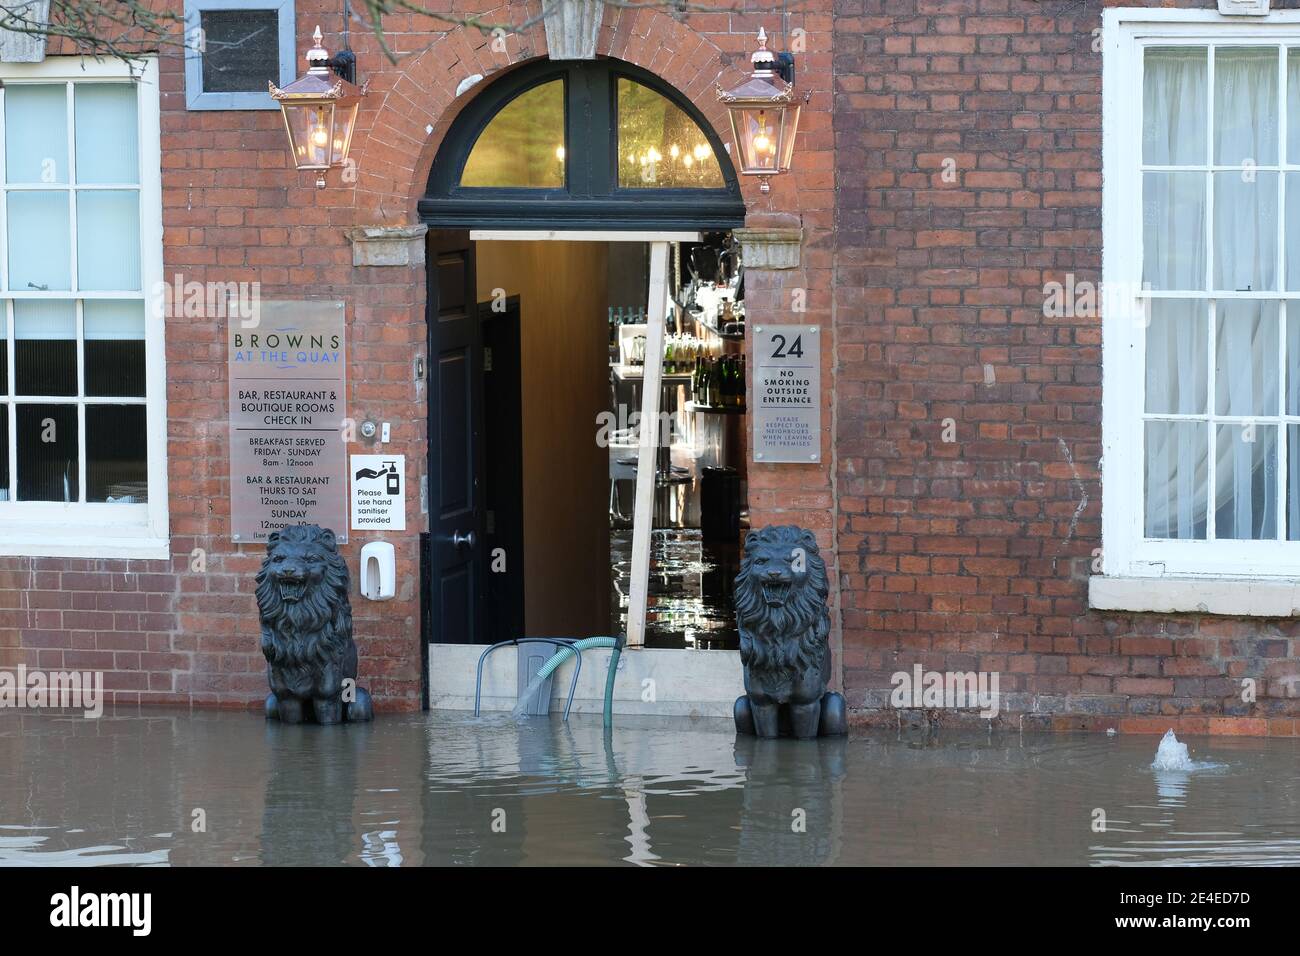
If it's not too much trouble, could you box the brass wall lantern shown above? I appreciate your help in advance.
[716,28,804,194]
[271,26,364,188]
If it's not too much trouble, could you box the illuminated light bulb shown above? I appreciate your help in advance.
[694,144,708,161]
[669,144,680,159]
[311,124,329,148]
[555,145,566,161]
[753,132,769,153]
[648,147,661,162]
[683,154,694,167]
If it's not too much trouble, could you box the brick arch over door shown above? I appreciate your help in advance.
[347,3,759,221]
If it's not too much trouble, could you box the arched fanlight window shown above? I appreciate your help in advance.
[421,59,745,230]
[460,79,566,188]
[616,78,724,189]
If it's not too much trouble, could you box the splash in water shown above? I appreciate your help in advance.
[511,669,551,720]
[1151,729,1195,771]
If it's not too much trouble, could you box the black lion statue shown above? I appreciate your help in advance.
[256,525,373,724]
[733,525,847,738]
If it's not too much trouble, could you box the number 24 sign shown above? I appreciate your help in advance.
[753,325,820,464]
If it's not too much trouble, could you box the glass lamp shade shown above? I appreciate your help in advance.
[280,100,360,173]
[729,102,800,176]
[270,27,364,187]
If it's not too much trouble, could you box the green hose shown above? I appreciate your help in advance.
[536,636,617,679]
[533,637,622,728]
[603,638,624,732]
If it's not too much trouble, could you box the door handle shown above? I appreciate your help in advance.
[452,530,476,550]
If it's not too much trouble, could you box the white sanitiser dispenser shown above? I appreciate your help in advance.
[359,541,396,601]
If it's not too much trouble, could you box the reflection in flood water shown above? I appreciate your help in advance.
[1,710,1298,866]
[611,529,740,650]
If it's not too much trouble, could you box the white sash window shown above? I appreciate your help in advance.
[0,58,166,559]
[1102,11,1300,585]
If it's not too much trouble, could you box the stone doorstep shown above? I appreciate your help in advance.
[427,642,745,718]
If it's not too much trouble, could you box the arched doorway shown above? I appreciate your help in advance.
[421,58,747,656]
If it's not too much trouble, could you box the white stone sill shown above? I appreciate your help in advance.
[0,533,169,561]
[1089,575,1300,616]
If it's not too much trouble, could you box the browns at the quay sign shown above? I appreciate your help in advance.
[753,324,821,463]
[227,300,348,544]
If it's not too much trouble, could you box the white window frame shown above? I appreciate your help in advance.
[184,0,295,111]
[0,56,167,560]
[1102,7,1300,585]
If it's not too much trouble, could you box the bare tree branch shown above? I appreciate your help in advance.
[0,0,804,66]
[0,0,181,61]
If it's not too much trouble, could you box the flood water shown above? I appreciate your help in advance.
[1,710,1298,866]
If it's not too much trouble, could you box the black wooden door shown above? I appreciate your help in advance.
[481,296,525,646]
[426,231,486,644]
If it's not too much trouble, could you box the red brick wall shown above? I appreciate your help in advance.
[832,0,1300,735]
[0,1,837,710]
[13,0,1292,732]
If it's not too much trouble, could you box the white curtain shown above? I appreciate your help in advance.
[1144,48,1206,165]
[1144,50,1208,538]
[1215,49,1278,540]
[1214,48,1278,165]
[1215,301,1277,539]
[1143,47,1282,540]
[1145,300,1207,538]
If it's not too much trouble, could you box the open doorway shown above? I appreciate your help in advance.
[417,55,749,665]
[603,235,747,649]
[423,231,748,650]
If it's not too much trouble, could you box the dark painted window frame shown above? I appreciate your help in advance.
[419,59,747,231]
